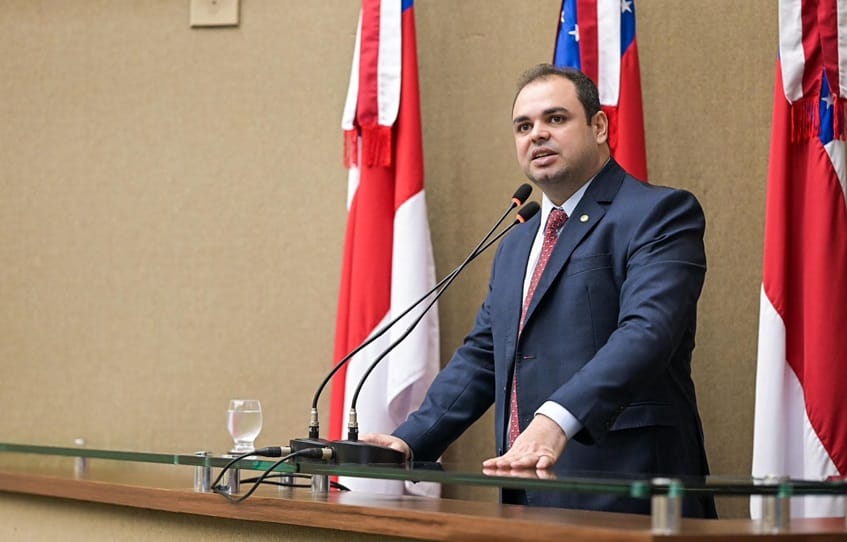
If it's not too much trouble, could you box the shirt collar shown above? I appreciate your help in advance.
[540,177,593,228]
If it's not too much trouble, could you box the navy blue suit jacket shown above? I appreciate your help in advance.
[394,160,716,517]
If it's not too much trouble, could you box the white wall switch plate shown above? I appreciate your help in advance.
[190,0,239,28]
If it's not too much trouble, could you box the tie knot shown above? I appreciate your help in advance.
[546,208,568,235]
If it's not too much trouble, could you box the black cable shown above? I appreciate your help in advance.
[212,447,330,504]
[242,472,311,483]
[241,472,350,491]
[208,446,286,492]
[330,480,351,491]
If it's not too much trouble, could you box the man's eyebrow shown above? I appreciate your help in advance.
[512,106,570,124]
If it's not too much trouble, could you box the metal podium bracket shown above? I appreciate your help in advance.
[758,475,791,533]
[650,477,682,534]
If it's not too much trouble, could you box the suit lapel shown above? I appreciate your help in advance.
[495,213,538,448]
[521,160,625,331]
[501,213,539,343]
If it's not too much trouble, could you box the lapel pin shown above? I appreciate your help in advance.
[579,214,589,223]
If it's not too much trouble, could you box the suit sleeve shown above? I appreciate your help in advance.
[550,188,707,444]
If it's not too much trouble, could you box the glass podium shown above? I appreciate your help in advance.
[1,440,845,536]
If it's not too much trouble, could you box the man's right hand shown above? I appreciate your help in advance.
[360,433,412,461]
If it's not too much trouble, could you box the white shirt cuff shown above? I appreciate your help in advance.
[535,401,583,440]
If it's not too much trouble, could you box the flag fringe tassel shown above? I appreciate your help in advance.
[343,125,394,168]
[343,129,359,168]
[362,124,393,167]
[788,95,847,142]
[790,97,820,142]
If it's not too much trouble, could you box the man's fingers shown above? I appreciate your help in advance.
[536,454,556,470]
[483,450,555,471]
[359,433,411,459]
[508,454,544,469]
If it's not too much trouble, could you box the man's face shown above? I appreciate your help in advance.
[512,76,607,203]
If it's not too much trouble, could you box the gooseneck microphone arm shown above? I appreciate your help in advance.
[472,202,541,263]
[345,201,541,441]
[308,258,451,437]
[306,184,533,440]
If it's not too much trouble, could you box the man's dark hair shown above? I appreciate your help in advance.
[514,64,602,125]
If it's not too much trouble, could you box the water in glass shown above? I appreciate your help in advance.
[227,399,263,453]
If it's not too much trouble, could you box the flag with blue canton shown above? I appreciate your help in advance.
[553,0,648,181]
[753,0,847,519]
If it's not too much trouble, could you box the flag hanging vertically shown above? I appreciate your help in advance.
[553,0,648,181]
[333,0,440,496]
[752,0,847,518]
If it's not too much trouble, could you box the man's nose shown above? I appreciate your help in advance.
[530,124,550,142]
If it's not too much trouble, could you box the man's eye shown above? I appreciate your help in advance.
[550,115,565,124]
[517,123,532,133]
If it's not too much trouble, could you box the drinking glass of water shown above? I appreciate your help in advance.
[227,399,263,454]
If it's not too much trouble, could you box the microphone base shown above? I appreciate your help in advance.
[331,439,406,466]
[290,437,332,462]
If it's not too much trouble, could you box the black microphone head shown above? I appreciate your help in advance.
[516,201,540,223]
[512,183,533,206]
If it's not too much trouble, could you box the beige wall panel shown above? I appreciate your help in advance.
[0,0,778,527]
[0,1,360,454]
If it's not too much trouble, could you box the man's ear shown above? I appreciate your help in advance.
[592,110,609,144]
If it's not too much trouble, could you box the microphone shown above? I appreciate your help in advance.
[292,183,533,459]
[330,200,540,465]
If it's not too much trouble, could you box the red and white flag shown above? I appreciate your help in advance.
[332,0,440,496]
[553,0,648,181]
[752,0,847,518]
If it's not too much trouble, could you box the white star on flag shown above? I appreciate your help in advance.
[823,93,834,109]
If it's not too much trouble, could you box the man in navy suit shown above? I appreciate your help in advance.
[364,64,716,518]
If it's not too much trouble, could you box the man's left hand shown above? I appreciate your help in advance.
[482,414,568,470]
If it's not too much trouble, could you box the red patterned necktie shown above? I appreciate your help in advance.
[508,208,568,448]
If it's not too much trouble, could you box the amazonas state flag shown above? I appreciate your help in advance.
[333,0,440,497]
